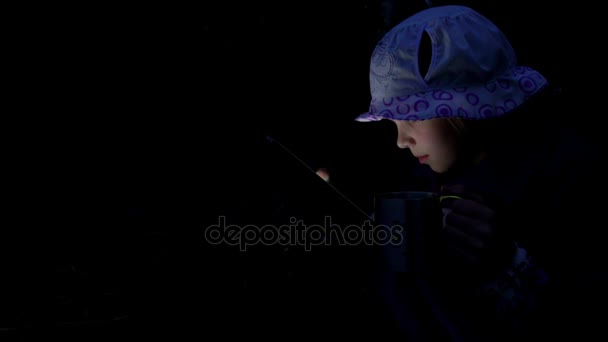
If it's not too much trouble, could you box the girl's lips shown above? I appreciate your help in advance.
[417,155,429,163]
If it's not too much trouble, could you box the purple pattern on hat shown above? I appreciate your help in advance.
[479,104,493,117]
[505,99,517,110]
[396,104,411,114]
[372,43,392,74]
[466,93,480,105]
[436,104,453,117]
[433,90,453,101]
[356,67,548,122]
[519,77,536,93]
[414,100,429,112]
[355,6,549,123]
[485,82,497,93]
[514,66,528,75]
[498,79,510,89]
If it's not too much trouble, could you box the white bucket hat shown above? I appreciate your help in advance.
[355,5,548,122]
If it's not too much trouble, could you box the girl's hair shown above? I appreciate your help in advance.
[446,118,467,136]
[443,85,556,159]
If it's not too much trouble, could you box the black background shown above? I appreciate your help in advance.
[7,0,604,339]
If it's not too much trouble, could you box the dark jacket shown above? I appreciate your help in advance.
[378,114,608,340]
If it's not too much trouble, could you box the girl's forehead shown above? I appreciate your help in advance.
[393,118,441,127]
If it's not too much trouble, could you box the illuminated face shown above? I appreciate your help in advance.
[391,118,460,173]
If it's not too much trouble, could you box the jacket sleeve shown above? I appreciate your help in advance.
[486,137,608,339]
[476,242,549,331]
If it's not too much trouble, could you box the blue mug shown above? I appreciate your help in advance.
[374,191,442,274]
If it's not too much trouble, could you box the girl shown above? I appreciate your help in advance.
[348,5,606,341]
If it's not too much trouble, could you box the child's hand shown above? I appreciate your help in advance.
[440,185,514,272]
[315,168,330,183]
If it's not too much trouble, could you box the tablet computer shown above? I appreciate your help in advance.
[263,135,374,227]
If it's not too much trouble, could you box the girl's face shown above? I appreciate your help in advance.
[391,118,460,173]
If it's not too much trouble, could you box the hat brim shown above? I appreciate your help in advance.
[355,66,547,122]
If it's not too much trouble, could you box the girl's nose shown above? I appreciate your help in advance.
[397,131,414,149]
